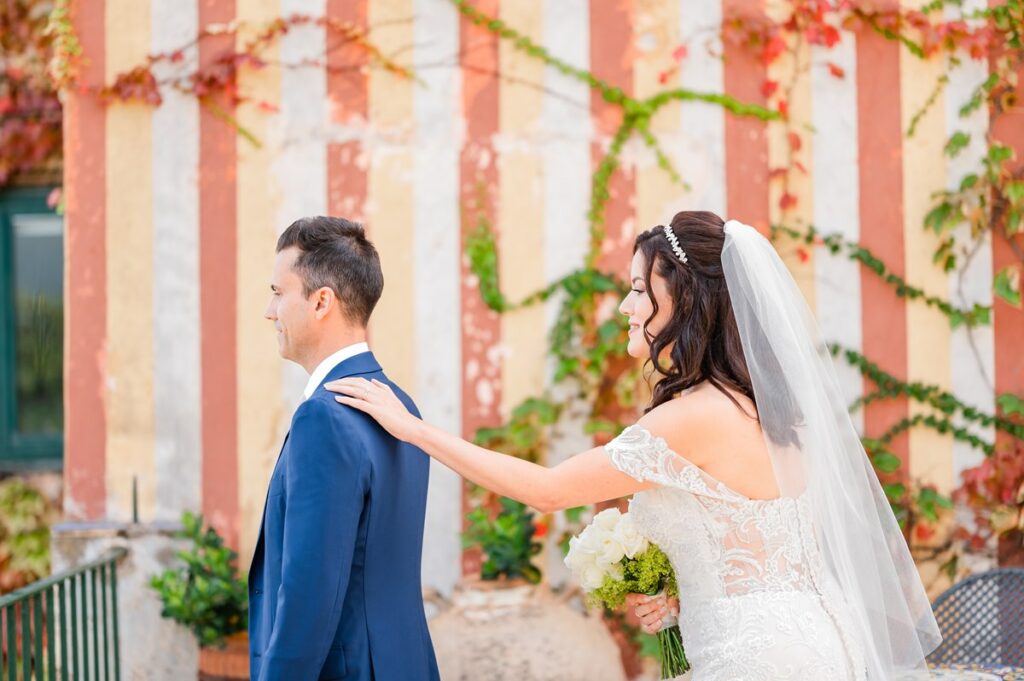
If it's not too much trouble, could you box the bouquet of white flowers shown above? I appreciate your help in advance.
[564,508,689,679]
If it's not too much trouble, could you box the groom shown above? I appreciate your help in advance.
[248,216,440,681]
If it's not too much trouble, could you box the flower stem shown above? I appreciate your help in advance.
[657,625,690,679]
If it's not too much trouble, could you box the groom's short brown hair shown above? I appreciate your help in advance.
[276,216,383,326]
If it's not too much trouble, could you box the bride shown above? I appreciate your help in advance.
[327,210,941,680]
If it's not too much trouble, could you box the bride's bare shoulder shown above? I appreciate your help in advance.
[636,383,759,465]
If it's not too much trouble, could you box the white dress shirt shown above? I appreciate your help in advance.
[303,342,370,400]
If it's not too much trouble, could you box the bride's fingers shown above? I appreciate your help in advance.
[641,618,662,635]
[334,395,370,412]
[325,377,372,393]
[635,602,661,619]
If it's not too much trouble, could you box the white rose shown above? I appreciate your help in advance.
[597,533,626,566]
[580,563,608,591]
[565,536,595,573]
[592,507,622,532]
[615,517,649,558]
[577,525,609,555]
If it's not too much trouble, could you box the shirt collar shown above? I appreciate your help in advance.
[303,342,370,399]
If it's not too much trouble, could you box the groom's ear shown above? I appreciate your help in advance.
[312,286,338,319]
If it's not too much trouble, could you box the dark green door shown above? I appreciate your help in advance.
[0,187,63,470]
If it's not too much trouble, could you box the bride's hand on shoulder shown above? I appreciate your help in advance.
[325,377,422,443]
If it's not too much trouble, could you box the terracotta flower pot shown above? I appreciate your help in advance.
[199,632,250,681]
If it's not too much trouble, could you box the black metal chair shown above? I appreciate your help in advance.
[927,567,1024,668]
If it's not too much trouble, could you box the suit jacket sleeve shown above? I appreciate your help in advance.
[258,398,369,681]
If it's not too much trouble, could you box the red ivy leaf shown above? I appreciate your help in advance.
[761,34,787,65]
[672,44,689,62]
[827,62,845,79]
[761,79,779,98]
[796,246,810,263]
[780,192,798,211]
[813,24,841,48]
[777,98,790,118]
[768,167,788,180]
[787,131,802,151]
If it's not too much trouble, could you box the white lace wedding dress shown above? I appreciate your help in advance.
[607,424,869,681]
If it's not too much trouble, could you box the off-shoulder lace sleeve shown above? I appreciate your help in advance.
[605,425,672,484]
[605,425,744,501]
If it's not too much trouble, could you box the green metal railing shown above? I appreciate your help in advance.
[0,548,126,681]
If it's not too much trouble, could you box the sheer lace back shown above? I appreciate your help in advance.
[606,424,866,680]
[606,424,820,599]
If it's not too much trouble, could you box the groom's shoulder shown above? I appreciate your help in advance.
[376,373,420,417]
[292,391,359,430]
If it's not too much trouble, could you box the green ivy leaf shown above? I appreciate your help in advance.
[988,144,1014,165]
[959,173,979,191]
[994,266,1021,307]
[883,483,907,503]
[997,393,1024,418]
[944,131,970,158]
[872,451,903,474]
[1005,180,1024,205]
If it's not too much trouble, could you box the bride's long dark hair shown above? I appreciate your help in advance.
[634,210,798,446]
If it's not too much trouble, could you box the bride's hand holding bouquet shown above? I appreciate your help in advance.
[564,508,689,679]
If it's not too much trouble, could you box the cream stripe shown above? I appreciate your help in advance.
[634,0,684,231]
[151,0,201,522]
[677,0,726,216]
[766,1,815,310]
[414,0,462,596]
[105,0,155,522]
[276,0,328,409]
[901,0,953,492]
[236,0,283,565]
[499,2,546,417]
[946,0,994,479]
[811,32,864,432]
[367,0,416,391]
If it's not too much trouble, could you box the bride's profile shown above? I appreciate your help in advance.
[327,210,941,680]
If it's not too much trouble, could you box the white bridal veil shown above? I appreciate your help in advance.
[720,219,941,680]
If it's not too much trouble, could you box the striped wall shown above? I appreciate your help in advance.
[64,0,1024,592]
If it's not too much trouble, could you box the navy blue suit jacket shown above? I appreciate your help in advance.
[248,352,440,681]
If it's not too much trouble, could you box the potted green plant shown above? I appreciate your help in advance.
[150,511,249,681]
[462,497,543,585]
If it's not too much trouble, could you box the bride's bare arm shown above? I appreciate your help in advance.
[326,376,655,512]
[413,420,652,512]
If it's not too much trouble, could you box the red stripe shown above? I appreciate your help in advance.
[722,0,770,234]
[199,0,239,548]
[327,0,367,222]
[856,26,909,478]
[459,0,501,577]
[590,0,634,270]
[990,37,1024,447]
[63,0,106,520]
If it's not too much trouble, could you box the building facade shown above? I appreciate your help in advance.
[52,0,1024,596]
